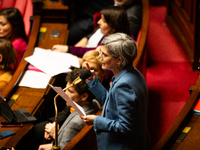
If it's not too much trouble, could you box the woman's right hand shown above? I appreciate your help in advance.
[52,45,68,53]
[86,63,97,82]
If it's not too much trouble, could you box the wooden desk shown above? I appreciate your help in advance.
[42,0,69,23]
[37,23,68,49]
[0,21,68,149]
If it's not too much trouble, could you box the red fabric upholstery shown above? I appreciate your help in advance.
[93,12,101,30]
[0,0,33,36]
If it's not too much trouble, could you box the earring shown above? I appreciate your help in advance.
[0,65,4,69]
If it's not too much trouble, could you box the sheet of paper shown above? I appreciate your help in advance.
[19,70,51,88]
[49,84,86,116]
[25,47,80,77]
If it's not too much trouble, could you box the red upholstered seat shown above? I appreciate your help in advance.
[93,12,101,30]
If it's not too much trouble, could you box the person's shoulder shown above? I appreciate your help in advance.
[126,1,142,13]
[12,37,27,46]
[12,37,27,51]
[0,70,13,82]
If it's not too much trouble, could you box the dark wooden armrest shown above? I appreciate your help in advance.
[132,0,149,78]
[0,16,41,99]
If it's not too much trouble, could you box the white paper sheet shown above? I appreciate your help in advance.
[19,70,51,88]
[49,84,86,116]
[25,47,80,77]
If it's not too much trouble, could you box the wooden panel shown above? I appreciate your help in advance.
[166,0,199,70]
[172,0,194,47]
[170,114,200,150]
[42,0,69,23]
[37,23,68,49]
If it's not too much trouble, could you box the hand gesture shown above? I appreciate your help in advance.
[86,63,97,82]
[52,44,68,53]
[44,122,59,140]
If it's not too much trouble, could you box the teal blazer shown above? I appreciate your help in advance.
[88,65,150,150]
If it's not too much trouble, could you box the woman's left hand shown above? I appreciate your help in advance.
[80,115,96,125]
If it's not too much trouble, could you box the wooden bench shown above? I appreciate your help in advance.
[63,0,149,149]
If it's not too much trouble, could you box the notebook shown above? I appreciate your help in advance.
[0,95,37,123]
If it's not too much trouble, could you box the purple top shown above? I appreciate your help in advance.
[70,38,103,57]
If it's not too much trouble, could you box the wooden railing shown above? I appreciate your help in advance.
[133,0,149,79]
[63,0,149,149]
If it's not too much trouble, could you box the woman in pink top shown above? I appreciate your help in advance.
[0,7,28,71]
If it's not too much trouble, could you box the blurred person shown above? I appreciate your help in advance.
[0,38,16,92]
[80,33,150,150]
[0,7,28,70]
[81,50,109,90]
[52,5,131,58]
[62,0,114,45]
[114,0,143,39]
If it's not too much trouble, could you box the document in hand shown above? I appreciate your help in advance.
[25,47,80,77]
[49,84,86,116]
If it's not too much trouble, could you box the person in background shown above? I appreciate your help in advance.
[0,7,28,70]
[114,0,142,40]
[52,5,131,58]
[61,0,114,45]
[37,68,99,150]
[80,33,150,150]
[81,50,110,90]
[0,38,16,92]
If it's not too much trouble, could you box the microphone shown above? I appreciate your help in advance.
[63,70,92,91]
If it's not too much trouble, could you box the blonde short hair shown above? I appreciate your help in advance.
[82,50,102,68]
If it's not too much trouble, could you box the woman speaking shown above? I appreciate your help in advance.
[80,32,150,150]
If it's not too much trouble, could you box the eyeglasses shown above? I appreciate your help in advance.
[98,50,109,59]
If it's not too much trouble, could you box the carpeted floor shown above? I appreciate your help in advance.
[146,6,199,148]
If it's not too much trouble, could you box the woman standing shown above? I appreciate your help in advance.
[0,7,28,70]
[80,33,150,150]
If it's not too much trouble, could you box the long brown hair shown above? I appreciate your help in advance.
[0,7,28,43]
[0,38,17,70]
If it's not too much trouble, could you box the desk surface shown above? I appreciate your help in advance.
[170,114,200,150]
[37,23,68,49]
[43,0,69,10]
[0,22,68,148]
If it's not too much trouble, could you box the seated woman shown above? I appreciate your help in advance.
[0,38,17,92]
[0,7,28,70]
[52,5,132,57]
[81,50,110,90]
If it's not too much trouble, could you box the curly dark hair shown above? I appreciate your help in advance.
[65,68,95,102]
